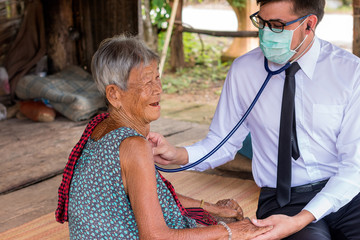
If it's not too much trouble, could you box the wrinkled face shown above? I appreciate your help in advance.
[121,60,162,124]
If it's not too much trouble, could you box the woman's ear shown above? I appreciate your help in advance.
[105,85,123,109]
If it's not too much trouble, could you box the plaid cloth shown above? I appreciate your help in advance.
[159,174,217,226]
[55,112,109,223]
[55,113,216,226]
[15,65,106,121]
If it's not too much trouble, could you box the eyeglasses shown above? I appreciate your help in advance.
[250,11,311,33]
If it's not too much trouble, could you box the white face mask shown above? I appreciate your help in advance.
[259,19,308,64]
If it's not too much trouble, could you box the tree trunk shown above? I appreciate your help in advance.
[221,0,258,61]
[354,0,360,57]
[142,0,158,52]
[170,0,184,72]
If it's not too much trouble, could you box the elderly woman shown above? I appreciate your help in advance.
[55,35,270,239]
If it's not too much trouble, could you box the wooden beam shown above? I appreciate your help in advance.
[354,0,360,57]
[180,26,259,38]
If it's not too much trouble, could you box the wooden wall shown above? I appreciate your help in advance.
[73,0,140,71]
[42,0,77,73]
[4,0,140,74]
[0,0,24,66]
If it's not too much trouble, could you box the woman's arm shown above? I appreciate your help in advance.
[177,193,244,221]
[120,136,270,239]
[120,136,227,239]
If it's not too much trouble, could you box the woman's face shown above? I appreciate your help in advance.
[121,60,162,124]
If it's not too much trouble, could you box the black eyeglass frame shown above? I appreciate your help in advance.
[249,11,312,33]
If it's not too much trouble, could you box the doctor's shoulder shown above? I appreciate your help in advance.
[232,47,263,68]
[319,38,360,65]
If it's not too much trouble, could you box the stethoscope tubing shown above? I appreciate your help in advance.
[156,58,291,173]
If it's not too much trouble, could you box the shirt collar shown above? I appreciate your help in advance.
[267,36,320,80]
[296,36,320,80]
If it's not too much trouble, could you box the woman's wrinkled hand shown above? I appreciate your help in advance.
[215,199,244,221]
[229,218,273,240]
[207,199,244,223]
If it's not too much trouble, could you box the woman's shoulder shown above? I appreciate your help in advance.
[101,127,144,143]
[119,130,153,171]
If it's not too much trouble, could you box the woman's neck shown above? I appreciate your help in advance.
[91,107,150,141]
[108,106,150,137]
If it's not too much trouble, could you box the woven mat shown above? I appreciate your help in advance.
[0,171,259,240]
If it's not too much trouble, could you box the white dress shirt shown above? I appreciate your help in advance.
[185,37,360,221]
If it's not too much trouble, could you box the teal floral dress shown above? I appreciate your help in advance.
[68,127,196,239]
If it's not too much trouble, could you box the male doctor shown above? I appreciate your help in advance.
[149,0,360,239]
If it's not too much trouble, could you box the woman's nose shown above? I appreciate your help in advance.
[154,80,162,94]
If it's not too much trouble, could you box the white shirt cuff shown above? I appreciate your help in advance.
[184,145,212,171]
[303,195,333,221]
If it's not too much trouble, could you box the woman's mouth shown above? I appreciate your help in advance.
[149,102,159,107]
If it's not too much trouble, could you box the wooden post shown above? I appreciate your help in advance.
[141,0,158,51]
[42,0,77,73]
[159,0,179,77]
[354,0,360,57]
[170,0,184,72]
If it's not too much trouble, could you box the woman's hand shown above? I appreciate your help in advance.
[147,132,189,165]
[229,218,273,240]
[205,199,244,223]
[215,199,244,220]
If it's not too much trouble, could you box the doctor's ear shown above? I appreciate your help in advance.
[305,15,318,33]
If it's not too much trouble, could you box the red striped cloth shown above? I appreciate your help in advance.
[159,173,217,226]
[55,113,216,226]
[55,113,109,223]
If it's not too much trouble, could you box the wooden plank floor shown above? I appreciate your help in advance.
[0,116,210,233]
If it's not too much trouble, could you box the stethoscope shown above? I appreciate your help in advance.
[155,25,315,173]
[155,57,291,173]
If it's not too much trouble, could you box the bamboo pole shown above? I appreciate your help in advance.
[354,0,360,57]
[159,0,179,77]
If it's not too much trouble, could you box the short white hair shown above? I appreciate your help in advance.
[91,35,159,95]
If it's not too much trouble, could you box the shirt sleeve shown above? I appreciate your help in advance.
[184,62,250,171]
[304,65,360,221]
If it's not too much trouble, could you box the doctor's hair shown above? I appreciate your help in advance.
[91,34,159,95]
[256,0,325,25]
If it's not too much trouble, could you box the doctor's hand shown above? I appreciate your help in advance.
[147,132,189,166]
[250,210,315,240]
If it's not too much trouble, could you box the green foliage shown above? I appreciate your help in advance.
[150,0,171,29]
[227,0,247,9]
[325,3,352,14]
[152,0,249,94]
[342,0,352,6]
[159,32,231,94]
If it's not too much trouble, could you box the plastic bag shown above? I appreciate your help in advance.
[0,103,6,121]
[0,67,10,94]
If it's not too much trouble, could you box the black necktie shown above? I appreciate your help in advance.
[277,62,301,207]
